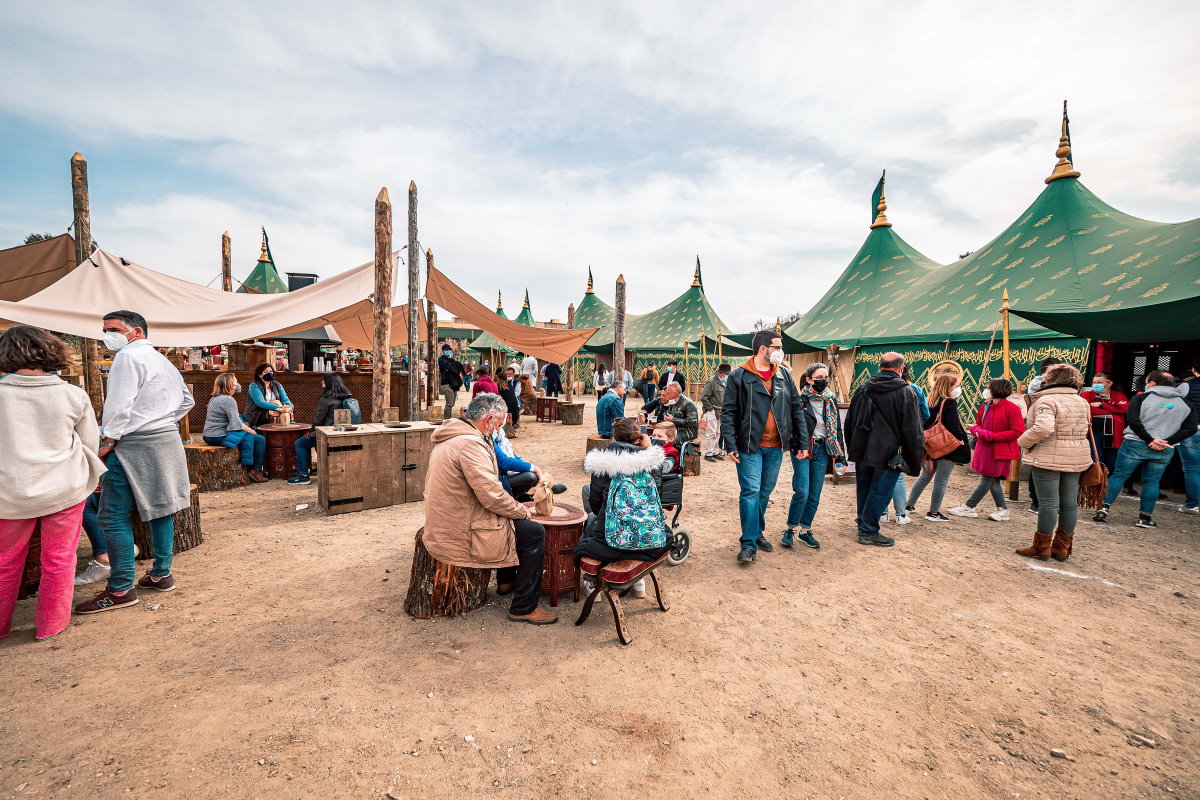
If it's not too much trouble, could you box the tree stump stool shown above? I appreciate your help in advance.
[185,443,248,492]
[558,402,584,426]
[585,434,610,457]
[682,439,703,477]
[133,484,203,560]
[404,528,492,619]
[520,395,537,417]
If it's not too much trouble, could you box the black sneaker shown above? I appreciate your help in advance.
[780,529,795,548]
[288,475,312,485]
[704,455,717,462]
[925,511,950,522]
[1093,506,1109,523]
[1136,515,1157,529]
[905,505,916,513]
[797,531,820,549]
[136,572,176,592]
[714,452,726,460]
[737,548,757,564]
[74,587,139,614]
[857,531,894,547]
[755,537,774,552]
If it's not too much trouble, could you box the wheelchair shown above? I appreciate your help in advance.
[580,440,693,566]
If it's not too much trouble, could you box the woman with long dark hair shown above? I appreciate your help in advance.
[245,362,293,428]
[593,362,611,398]
[948,378,1025,521]
[289,374,352,485]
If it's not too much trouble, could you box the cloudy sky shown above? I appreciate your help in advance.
[2,1,1198,329]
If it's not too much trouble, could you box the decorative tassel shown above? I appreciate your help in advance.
[1078,479,1107,510]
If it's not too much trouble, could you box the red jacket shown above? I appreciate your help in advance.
[1080,389,1128,448]
[970,399,1026,478]
[471,376,499,398]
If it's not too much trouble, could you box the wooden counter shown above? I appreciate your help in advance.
[315,421,435,514]
[181,370,411,431]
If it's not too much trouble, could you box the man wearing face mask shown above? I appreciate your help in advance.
[641,381,699,442]
[658,359,687,393]
[75,311,194,615]
[422,393,556,625]
[700,363,732,462]
[720,331,808,564]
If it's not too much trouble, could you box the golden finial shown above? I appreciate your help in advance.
[258,228,271,262]
[523,289,530,309]
[496,291,503,312]
[586,266,594,294]
[775,317,783,334]
[871,170,892,229]
[692,256,702,288]
[1045,100,1081,183]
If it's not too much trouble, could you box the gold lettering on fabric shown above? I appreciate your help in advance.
[852,297,866,305]
[1035,289,1056,301]
[1155,235,1181,247]
[1018,214,1034,226]
[975,299,995,311]
[975,274,995,286]
[960,293,978,305]
[1044,235,1065,248]
[1090,244,1114,255]
[1140,283,1169,298]
[1135,234,1160,245]
[1030,257,1051,269]
[898,320,914,330]
[858,255,872,264]
[1004,257,1025,270]
[1117,277,1143,291]
[913,302,930,313]
[916,322,932,332]
[1016,278,1036,290]
[932,303,949,313]
[945,314,961,324]
[1102,272,1128,286]
[1088,295,1112,308]
[1050,268,1073,280]
[1091,212,1113,219]
[1174,250,1200,265]
[1107,228,1131,237]
[1075,225,1099,235]
[963,265,981,276]
[1033,215,1054,227]
[948,286,963,296]
[1118,252,1143,265]
[992,253,1010,266]
[1135,255,1162,269]
[1020,237,1038,249]
[990,278,1009,290]
[1003,233,1022,246]
[1077,263,1098,275]
[880,280,895,288]
[1104,302,1123,310]
[959,319,980,331]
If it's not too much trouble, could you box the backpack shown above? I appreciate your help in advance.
[441,356,464,391]
[342,397,362,425]
[604,472,668,550]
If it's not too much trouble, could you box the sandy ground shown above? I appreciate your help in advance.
[2,394,1199,800]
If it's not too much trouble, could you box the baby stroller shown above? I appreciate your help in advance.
[580,440,693,566]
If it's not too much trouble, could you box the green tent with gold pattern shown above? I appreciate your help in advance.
[467,292,518,359]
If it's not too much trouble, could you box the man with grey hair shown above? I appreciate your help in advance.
[642,381,699,442]
[844,352,925,547]
[422,393,556,625]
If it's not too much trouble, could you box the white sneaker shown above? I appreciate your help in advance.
[880,512,890,523]
[74,559,111,586]
[947,505,978,518]
[988,509,1011,522]
[895,514,912,525]
[580,575,596,595]
[631,578,647,599]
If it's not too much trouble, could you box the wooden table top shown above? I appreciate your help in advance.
[257,423,313,432]
[523,500,586,526]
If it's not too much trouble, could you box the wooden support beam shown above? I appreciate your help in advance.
[425,250,438,410]
[71,153,103,416]
[221,231,232,292]
[613,274,626,385]
[372,187,393,422]
[407,181,420,420]
[565,302,575,403]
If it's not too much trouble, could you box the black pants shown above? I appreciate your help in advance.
[507,471,538,501]
[496,519,546,615]
[546,378,562,397]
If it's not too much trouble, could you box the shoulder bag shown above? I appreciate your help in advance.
[924,399,962,460]
[1077,424,1109,509]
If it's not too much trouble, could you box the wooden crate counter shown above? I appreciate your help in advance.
[316,422,435,514]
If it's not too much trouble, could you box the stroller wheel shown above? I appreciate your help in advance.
[666,528,691,566]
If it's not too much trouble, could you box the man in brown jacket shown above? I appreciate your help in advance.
[423,393,556,625]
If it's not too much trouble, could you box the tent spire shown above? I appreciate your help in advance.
[522,289,530,309]
[258,227,271,263]
[1045,100,1081,184]
[692,256,702,288]
[586,266,595,294]
[496,291,503,312]
[870,170,892,229]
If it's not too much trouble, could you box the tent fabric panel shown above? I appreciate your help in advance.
[0,234,78,302]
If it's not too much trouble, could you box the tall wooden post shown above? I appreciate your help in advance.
[407,181,420,420]
[71,153,104,414]
[613,275,626,386]
[565,302,576,402]
[372,187,393,422]
[1001,289,1013,381]
[425,249,438,410]
[221,231,232,292]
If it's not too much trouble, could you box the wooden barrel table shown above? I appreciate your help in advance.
[524,501,588,607]
[536,396,559,422]
[257,422,312,479]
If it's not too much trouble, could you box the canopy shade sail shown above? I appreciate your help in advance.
[0,234,78,302]
[267,301,426,350]
[425,264,598,363]
[0,248,391,348]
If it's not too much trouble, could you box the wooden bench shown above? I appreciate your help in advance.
[575,553,670,645]
[184,443,248,492]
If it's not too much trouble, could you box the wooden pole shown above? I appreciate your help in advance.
[565,302,576,403]
[372,187,393,422]
[221,231,232,292]
[71,153,103,415]
[425,251,438,410]
[613,275,626,386]
[407,181,420,421]
[1001,289,1013,381]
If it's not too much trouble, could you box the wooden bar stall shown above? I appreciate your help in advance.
[316,421,435,514]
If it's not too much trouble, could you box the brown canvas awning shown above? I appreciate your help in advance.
[0,235,77,302]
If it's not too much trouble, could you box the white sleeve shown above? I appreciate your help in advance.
[100,354,141,440]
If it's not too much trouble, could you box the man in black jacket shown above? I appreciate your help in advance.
[641,382,699,441]
[720,330,809,564]
[658,359,687,393]
[437,344,464,419]
[844,352,925,546]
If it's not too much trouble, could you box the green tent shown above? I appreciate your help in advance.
[467,292,517,360]
[237,234,289,294]
[512,289,536,328]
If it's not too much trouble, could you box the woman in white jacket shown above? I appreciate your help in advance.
[0,327,106,640]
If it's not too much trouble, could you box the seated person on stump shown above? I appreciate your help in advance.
[596,381,627,438]
[244,362,292,428]
[290,374,354,485]
[576,417,672,599]
[203,372,268,483]
[422,393,557,625]
[491,420,542,501]
[642,381,698,442]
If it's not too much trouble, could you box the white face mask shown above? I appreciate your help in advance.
[981,388,992,401]
[768,349,785,365]
[950,386,963,399]
[102,330,131,352]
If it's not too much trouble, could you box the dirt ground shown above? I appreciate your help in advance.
[3,394,1198,800]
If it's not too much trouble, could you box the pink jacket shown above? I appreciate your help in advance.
[970,399,1026,478]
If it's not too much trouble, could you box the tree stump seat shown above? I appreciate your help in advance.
[184,443,248,492]
[134,484,203,559]
[404,528,492,619]
[520,395,537,417]
[557,402,584,426]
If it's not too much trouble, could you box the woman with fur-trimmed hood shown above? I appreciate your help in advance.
[575,418,672,572]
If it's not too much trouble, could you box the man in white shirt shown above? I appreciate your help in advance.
[75,310,194,615]
[521,354,539,386]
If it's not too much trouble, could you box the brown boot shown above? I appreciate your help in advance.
[247,468,269,483]
[1015,532,1053,561]
[1051,529,1073,562]
[508,606,559,625]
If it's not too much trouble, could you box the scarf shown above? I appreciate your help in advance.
[800,385,845,459]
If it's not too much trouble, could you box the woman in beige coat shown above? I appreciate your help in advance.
[1014,364,1093,561]
[422,393,556,625]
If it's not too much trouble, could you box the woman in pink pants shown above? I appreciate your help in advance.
[0,326,106,641]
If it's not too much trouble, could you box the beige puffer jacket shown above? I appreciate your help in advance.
[1016,387,1092,472]
[421,418,530,569]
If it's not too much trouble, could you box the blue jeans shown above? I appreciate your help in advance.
[735,446,784,550]
[82,491,105,557]
[204,432,265,469]
[786,440,828,529]
[1179,431,1200,508]
[99,452,174,592]
[295,435,318,477]
[1104,439,1175,516]
[855,463,900,536]
[891,473,907,515]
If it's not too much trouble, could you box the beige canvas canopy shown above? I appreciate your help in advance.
[0,234,77,302]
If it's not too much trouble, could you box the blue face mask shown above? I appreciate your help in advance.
[1091,383,1105,393]
[718,374,728,383]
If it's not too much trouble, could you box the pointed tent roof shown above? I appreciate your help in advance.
[467,292,517,355]
[237,231,288,294]
[572,268,621,342]
[513,289,536,327]
[586,257,731,352]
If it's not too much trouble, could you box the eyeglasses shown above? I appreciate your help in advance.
[767,345,783,351]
